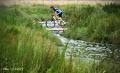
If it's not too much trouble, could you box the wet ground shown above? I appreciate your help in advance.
[40,20,118,61]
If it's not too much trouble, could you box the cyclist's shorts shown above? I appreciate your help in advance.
[57,13,62,17]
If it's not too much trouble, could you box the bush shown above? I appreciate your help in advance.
[63,4,120,45]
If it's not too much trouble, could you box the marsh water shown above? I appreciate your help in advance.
[40,21,120,61]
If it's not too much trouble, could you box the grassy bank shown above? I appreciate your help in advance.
[63,4,120,45]
[0,5,120,73]
[0,5,62,73]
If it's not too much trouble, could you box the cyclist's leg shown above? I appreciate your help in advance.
[53,13,65,25]
[52,13,56,20]
[52,15,57,20]
[57,13,66,25]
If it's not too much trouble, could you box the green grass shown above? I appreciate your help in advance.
[0,5,62,73]
[63,4,120,45]
[0,4,120,73]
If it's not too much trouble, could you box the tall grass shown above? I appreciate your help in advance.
[0,5,62,73]
[63,4,120,45]
[0,5,120,73]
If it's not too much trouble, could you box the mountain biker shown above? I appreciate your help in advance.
[50,6,64,24]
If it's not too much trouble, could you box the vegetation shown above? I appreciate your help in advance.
[0,5,62,73]
[63,4,120,45]
[0,4,120,73]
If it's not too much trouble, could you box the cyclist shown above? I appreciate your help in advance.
[50,6,64,24]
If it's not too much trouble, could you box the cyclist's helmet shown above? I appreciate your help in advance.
[50,6,56,11]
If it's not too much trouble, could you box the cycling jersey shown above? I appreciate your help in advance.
[56,9,62,15]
